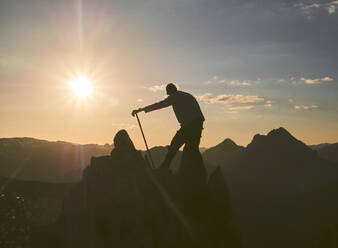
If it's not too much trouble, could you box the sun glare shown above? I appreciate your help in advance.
[69,77,93,99]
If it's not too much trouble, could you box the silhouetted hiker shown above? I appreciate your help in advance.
[132,83,205,169]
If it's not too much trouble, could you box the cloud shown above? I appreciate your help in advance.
[294,105,318,110]
[300,76,334,84]
[196,93,213,102]
[328,1,338,13]
[301,3,320,10]
[296,1,338,16]
[148,83,180,92]
[264,100,273,107]
[225,111,238,114]
[328,4,336,14]
[228,105,255,111]
[218,79,254,86]
[228,80,251,86]
[205,76,256,86]
[148,84,166,92]
[197,94,264,104]
[137,98,144,102]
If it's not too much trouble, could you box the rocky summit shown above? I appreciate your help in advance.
[47,129,241,248]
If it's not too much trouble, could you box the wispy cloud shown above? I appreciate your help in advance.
[225,111,238,114]
[328,4,336,14]
[264,100,273,108]
[148,84,166,92]
[148,83,180,92]
[228,105,255,111]
[294,105,318,110]
[227,80,251,86]
[205,76,257,86]
[296,1,338,17]
[328,1,338,14]
[197,93,264,104]
[300,76,334,84]
[137,98,144,102]
[219,79,259,86]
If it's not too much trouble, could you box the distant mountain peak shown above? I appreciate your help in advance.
[202,138,241,167]
[221,138,237,147]
[247,127,314,156]
[250,127,296,146]
[267,127,293,138]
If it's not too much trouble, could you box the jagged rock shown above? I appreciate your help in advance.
[57,130,240,248]
[111,129,136,153]
[208,166,241,247]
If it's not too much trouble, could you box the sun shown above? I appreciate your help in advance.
[68,77,93,99]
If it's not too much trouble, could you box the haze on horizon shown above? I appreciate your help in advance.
[0,0,337,149]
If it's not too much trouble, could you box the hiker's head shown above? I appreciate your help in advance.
[166,83,177,96]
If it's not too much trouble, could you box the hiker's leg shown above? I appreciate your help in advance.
[180,120,206,182]
[161,128,186,168]
[185,121,203,152]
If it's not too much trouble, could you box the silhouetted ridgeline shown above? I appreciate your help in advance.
[0,137,114,182]
[0,134,335,183]
[310,142,338,162]
[0,128,338,248]
[203,128,338,248]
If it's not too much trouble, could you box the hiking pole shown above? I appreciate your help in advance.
[135,113,155,169]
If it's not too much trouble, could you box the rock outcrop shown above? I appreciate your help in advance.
[57,129,240,248]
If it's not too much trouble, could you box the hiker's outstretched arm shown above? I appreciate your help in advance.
[143,97,173,113]
[131,96,174,116]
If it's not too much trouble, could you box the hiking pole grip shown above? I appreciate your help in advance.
[135,113,155,169]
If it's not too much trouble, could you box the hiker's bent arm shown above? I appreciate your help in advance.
[143,97,173,113]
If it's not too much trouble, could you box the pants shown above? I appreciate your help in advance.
[162,120,204,167]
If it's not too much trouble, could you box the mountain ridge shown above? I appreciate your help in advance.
[1,127,338,248]
[0,137,114,182]
[1,127,336,182]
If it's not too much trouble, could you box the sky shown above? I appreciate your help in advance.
[0,0,337,149]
